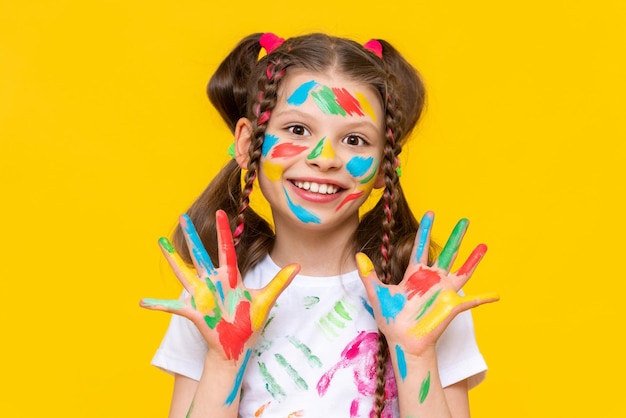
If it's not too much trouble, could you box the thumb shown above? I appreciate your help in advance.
[250,263,300,330]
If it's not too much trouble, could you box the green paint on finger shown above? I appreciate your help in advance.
[140,298,185,310]
[158,237,175,253]
[437,218,469,270]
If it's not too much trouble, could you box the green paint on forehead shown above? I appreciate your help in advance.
[311,85,347,116]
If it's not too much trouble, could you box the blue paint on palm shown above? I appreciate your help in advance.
[375,284,406,323]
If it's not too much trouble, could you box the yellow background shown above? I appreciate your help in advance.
[1,0,624,416]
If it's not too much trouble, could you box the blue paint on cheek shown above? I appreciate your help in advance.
[346,156,374,178]
[414,213,433,264]
[395,344,408,382]
[262,134,280,157]
[181,214,217,274]
[283,187,321,224]
[224,348,252,406]
[286,80,317,106]
[375,284,406,323]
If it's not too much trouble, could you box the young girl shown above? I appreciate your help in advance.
[140,32,498,418]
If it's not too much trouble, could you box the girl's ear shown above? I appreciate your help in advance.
[373,169,386,189]
[234,118,253,169]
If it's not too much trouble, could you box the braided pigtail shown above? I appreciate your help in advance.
[232,56,289,270]
[172,33,277,276]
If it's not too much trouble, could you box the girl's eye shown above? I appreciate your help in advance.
[343,135,367,146]
[287,125,310,136]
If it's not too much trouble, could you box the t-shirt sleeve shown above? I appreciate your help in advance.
[151,291,208,381]
[435,304,487,389]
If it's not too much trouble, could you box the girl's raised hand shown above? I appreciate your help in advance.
[357,211,499,355]
[140,210,299,363]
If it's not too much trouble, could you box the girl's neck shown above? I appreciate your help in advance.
[269,219,359,277]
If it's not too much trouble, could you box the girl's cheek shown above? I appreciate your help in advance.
[261,134,309,182]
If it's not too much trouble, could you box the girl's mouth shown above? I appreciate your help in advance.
[291,180,341,195]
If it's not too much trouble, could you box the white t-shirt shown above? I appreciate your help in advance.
[152,255,487,417]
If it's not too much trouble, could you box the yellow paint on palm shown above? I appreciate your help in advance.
[319,138,336,160]
[250,264,298,330]
[408,290,460,338]
[356,92,377,122]
[356,253,375,277]
[263,160,284,182]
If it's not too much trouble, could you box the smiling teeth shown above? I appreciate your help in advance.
[294,181,338,194]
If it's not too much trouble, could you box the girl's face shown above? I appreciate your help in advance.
[257,70,386,231]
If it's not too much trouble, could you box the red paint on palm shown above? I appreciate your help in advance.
[405,267,441,299]
[216,301,253,361]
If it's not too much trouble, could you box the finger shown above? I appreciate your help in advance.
[139,298,186,314]
[453,244,488,289]
[413,211,434,265]
[215,210,238,289]
[180,214,217,277]
[436,218,469,271]
[250,264,300,330]
[159,237,219,316]
[409,290,499,338]
[159,237,204,294]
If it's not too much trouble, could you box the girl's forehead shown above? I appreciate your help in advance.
[277,70,384,122]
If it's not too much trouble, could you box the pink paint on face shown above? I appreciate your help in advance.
[405,267,441,299]
[335,191,364,211]
[270,143,309,158]
[216,301,253,361]
[332,87,365,117]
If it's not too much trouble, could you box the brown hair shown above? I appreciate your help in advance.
[172,33,436,416]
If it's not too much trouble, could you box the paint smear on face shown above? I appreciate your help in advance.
[263,160,283,182]
[332,87,365,117]
[307,137,325,159]
[336,191,364,211]
[375,284,406,324]
[405,267,441,299]
[283,187,321,224]
[346,156,374,178]
[307,137,335,160]
[216,301,253,361]
[311,85,347,116]
[287,80,317,106]
[271,143,308,158]
[358,160,379,185]
[262,133,280,156]
[395,344,407,382]
[225,348,252,405]
[355,92,377,122]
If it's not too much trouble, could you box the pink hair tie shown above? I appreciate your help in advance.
[260,33,285,54]
[363,39,383,59]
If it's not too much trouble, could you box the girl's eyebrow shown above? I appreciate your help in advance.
[275,107,380,132]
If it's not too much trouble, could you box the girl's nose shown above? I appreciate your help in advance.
[306,137,342,171]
